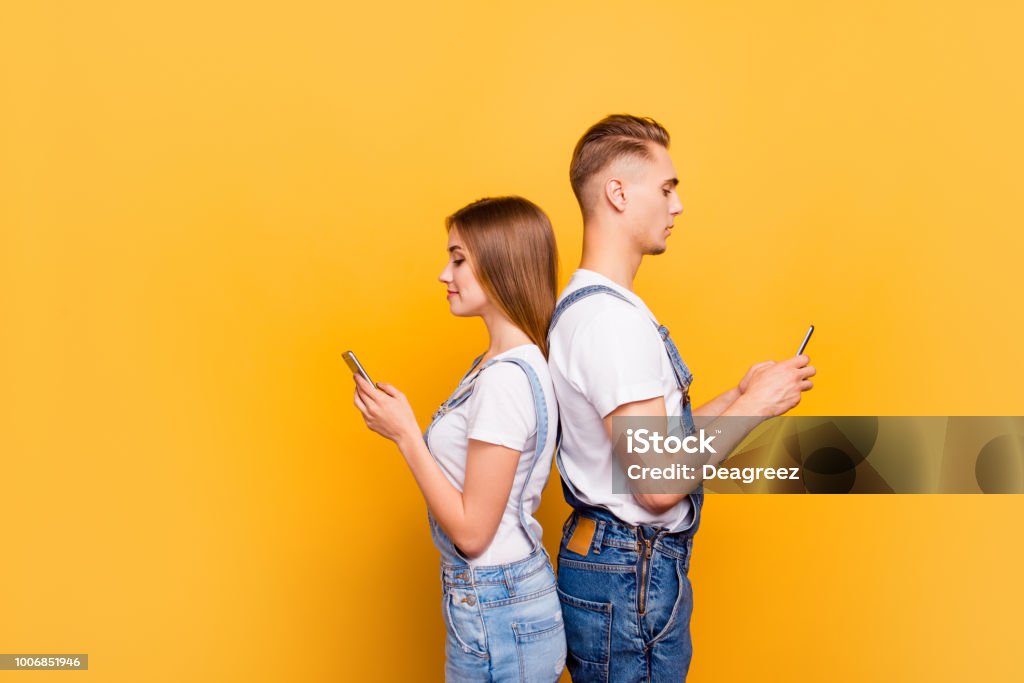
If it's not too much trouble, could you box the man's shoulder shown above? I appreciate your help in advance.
[554,290,649,334]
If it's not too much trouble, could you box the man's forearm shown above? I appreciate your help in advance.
[693,386,741,417]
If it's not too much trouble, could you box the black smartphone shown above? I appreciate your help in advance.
[342,350,374,386]
[796,325,814,356]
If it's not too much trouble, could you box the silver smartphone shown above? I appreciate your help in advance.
[342,350,374,386]
[796,325,814,356]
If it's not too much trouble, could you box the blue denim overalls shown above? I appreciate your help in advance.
[422,354,566,682]
[548,284,702,682]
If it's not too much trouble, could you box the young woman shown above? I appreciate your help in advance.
[352,196,566,681]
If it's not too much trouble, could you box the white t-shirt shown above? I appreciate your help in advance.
[425,344,558,566]
[547,269,692,531]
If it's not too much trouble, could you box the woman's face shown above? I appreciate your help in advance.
[438,227,491,317]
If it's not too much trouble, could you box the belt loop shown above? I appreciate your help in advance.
[502,565,516,597]
[592,520,607,554]
[563,510,578,536]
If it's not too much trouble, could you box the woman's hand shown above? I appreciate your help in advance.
[353,375,422,446]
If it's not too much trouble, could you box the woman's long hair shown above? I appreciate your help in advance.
[446,197,559,357]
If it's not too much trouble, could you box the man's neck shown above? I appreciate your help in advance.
[579,219,642,291]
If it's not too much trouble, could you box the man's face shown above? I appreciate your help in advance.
[438,227,491,317]
[623,143,684,255]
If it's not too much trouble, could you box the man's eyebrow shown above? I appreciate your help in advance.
[664,178,679,187]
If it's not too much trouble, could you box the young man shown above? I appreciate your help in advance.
[547,114,816,681]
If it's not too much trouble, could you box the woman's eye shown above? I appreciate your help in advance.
[453,259,465,266]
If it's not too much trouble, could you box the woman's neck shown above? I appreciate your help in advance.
[478,309,532,364]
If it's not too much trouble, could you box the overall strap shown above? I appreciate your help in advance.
[546,284,697,499]
[423,355,552,556]
[547,284,637,500]
[480,357,550,555]
[547,284,635,337]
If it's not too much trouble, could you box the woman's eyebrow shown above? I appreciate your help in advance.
[448,245,463,253]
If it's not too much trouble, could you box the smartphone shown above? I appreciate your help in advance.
[342,350,375,386]
[796,325,814,356]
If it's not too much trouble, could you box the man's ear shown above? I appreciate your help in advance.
[605,177,627,213]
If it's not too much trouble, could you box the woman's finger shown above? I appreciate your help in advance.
[354,375,379,404]
[354,389,369,414]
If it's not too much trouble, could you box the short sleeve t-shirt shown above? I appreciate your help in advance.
[547,269,692,531]
[425,344,558,566]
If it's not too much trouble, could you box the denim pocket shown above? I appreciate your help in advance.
[556,588,611,682]
[513,613,566,683]
[442,588,489,659]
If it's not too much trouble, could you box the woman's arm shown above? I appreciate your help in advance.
[353,376,520,559]
[396,432,519,558]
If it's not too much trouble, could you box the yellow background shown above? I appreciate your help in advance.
[3,1,1023,680]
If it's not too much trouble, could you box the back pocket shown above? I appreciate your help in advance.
[513,613,566,683]
[556,588,612,682]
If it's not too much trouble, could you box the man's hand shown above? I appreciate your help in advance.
[738,361,776,394]
[732,355,816,417]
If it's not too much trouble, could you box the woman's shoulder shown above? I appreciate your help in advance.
[476,345,549,396]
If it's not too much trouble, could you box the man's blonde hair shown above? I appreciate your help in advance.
[569,114,670,213]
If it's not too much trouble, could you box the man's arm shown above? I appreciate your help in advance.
[602,396,686,515]
[602,355,816,515]
[693,360,777,417]
[693,387,741,417]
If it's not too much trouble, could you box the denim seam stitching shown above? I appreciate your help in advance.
[480,583,557,609]
[646,557,688,649]
[444,593,490,659]
[559,557,635,573]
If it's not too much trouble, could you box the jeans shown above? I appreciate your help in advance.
[556,508,695,682]
[441,548,567,682]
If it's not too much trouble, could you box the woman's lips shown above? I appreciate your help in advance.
[447,291,458,299]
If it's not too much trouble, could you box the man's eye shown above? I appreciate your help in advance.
[663,189,671,196]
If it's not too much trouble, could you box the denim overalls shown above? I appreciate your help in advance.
[548,285,703,682]
[423,354,567,682]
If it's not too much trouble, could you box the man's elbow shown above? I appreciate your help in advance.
[634,492,685,516]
